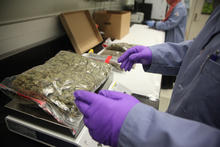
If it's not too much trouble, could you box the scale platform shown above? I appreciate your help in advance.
[5,95,85,147]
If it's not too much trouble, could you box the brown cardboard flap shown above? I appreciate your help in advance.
[60,10,103,54]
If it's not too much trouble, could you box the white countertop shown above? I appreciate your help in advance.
[114,24,165,46]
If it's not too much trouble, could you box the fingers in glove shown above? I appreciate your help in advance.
[125,61,134,71]
[74,90,95,104]
[129,53,141,62]
[120,58,130,70]
[75,99,90,117]
[118,47,136,63]
[98,90,129,100]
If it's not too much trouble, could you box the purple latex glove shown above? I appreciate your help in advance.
[118,45,152,71]
[74,90,139,147]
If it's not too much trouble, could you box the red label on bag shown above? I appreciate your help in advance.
[105,56,112,64]
[102,44,108,48]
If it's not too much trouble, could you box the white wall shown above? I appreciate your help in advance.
[0,0,126,59]
[0,0,124,23]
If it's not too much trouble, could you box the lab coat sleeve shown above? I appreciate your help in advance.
[118,103,220,147]
[143,40,194,76]
[155,5,187,31]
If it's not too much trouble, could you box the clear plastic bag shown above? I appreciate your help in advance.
[0,50,112,135]
[105,42,137,52]
[101,38,137,58]
[84,53,122,72]
[98,39,138,71]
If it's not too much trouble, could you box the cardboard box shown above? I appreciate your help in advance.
[60,10,103,54]
[93,11,131,39]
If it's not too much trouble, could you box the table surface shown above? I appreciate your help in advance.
[112,24,165,99]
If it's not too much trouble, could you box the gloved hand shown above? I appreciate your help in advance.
[74,90,139,147]
[118,45,152,71]
[145,20,155,27]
